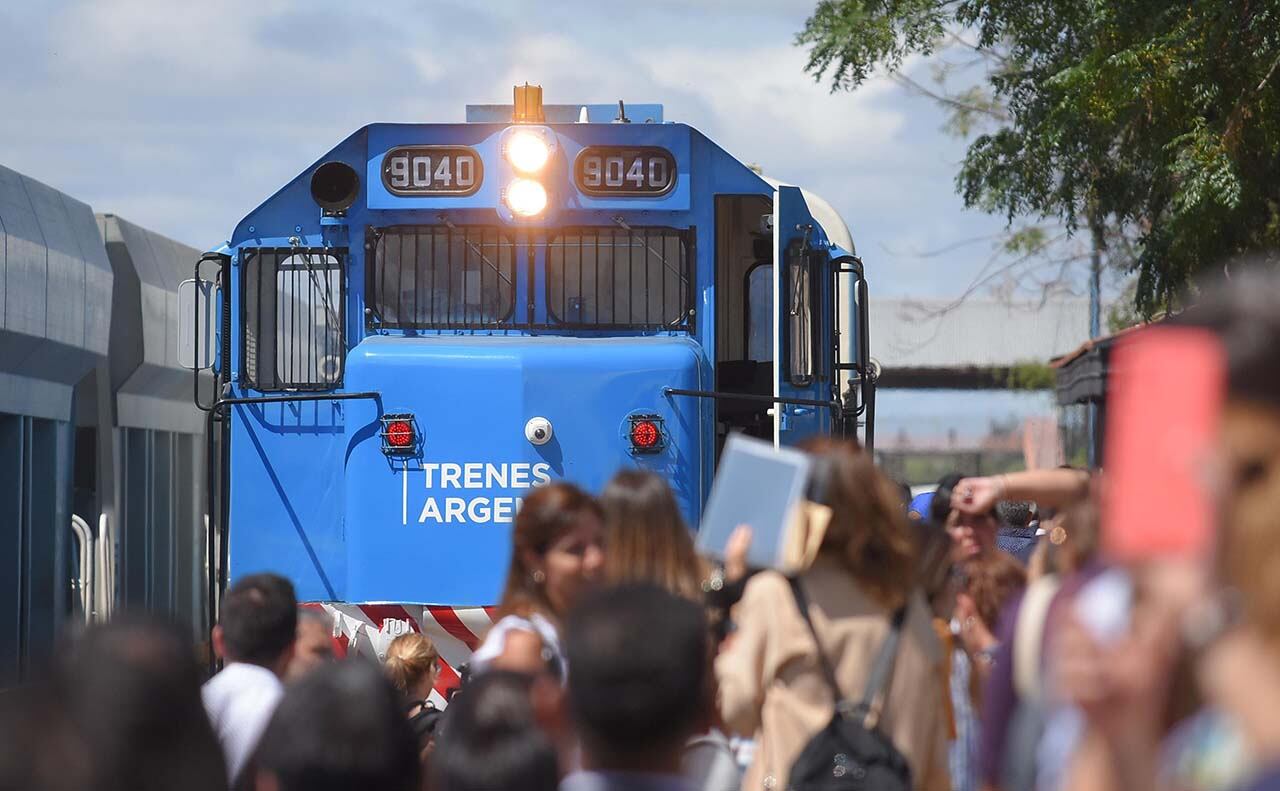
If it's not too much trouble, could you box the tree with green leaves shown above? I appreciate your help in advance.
[798,0,1280,315]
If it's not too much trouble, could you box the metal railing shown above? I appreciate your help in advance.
[70,513,115,624]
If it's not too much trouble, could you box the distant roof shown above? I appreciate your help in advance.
[1049,322,1149,405]
[873,297,1100,372]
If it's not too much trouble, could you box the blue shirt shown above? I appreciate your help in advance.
[997,527,1040,565]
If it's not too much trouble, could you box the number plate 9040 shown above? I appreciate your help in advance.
[574,146,677,197]
[382,146,483,196]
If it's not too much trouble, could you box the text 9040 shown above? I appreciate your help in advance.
[382,146,484,196]
[574,147,676,196]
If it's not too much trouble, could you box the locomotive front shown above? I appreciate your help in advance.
[193,89,871,699]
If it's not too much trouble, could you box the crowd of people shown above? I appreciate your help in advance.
[5,269,1280,791]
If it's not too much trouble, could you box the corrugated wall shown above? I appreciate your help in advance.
[0,166,113,684]
[94,215,207,632]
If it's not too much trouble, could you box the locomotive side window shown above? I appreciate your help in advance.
[242,248,346,391]
[546,227,692,329]
[746,263,773,362]
[369,226,516,329]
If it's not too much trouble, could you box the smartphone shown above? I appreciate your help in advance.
[1103,326,1225,562]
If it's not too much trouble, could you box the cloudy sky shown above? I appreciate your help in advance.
[0,0,1029,299]
[1,0,1071,448]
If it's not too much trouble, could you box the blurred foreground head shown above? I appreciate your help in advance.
[801,438,916,609]
[1184,266,1280,641]
[566,583,708,770]
[432,670,559,791]
[0,616,227,791]
[254,660,419,791]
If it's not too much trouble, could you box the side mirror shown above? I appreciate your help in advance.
[179,278,215,370]
[786,239,815,387]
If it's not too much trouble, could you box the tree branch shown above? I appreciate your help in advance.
[889,72,1010,122]
[1257,49,1280,93]
[910,230,1072,318]
[945,31,1011,65]
[879,233,1002,259]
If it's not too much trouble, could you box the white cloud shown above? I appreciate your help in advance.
[647,46,905,153]
[0,0,1019,297]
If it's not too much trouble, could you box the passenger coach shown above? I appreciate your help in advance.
[185,88,876,698]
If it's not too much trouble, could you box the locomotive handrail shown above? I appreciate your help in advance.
[204,390,383,674]
[210,392,382,410]
[830,254,876,453]
[662,387,841,410]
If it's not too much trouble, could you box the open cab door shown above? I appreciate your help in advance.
[772,186,875,451]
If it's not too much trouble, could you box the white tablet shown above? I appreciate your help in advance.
[695,433,812,572]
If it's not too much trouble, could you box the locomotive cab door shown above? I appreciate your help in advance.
[772,186,832,448]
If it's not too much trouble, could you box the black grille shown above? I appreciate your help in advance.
[242,248,346,391]
[370,226,516,329]
[546,227,692,330]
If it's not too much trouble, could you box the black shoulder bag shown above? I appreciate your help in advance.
[786,578,912,791]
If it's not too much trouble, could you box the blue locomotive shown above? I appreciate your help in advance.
[187,87,875,694]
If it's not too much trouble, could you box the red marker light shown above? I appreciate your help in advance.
[630,419,661,450]
[385,420,414,448]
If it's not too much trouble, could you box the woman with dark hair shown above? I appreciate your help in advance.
[471,482,605,679]
[600,469,704,601]
[931,473,1001,563]
[432,671,560,791]
[716,438,950,791]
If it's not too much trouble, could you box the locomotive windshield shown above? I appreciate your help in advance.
[546,227,691,329]
[369,225,516,329]
[367,224,693,331]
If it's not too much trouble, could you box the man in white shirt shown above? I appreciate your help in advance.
[202,573,298,786]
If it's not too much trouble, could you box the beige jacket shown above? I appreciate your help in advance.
[716,561,950,791]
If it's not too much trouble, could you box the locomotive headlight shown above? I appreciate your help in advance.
[506,130,550,173]
[505,178,548,217]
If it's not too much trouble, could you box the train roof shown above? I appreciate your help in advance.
[217,117,855,258]
[761,176,855,255]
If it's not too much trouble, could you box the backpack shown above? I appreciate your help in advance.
[786,578,912,791]
[407,698,444,744]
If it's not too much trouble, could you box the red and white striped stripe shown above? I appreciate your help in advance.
[304,602,495,708]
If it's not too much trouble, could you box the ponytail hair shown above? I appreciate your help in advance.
[385,633,440,694]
